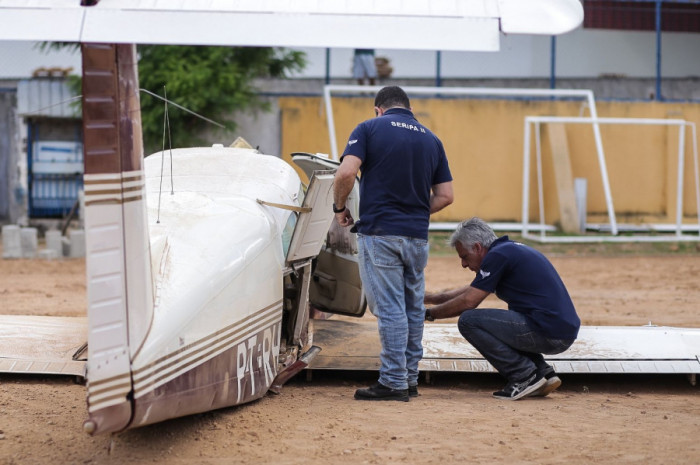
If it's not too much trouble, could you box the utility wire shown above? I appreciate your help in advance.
[140,88,225,128]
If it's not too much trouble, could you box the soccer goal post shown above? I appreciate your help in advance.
[522,116,700,243]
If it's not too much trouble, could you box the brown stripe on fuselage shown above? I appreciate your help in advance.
[83,173,143,185]
[83,171,145,206]
[84,199,123,206]
[122,174,144,183]
[86,379,133,405]
[84,196,143,207]
[84,188,125,196]
[84,185,142,197]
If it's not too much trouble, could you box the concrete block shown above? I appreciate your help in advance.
[45,230,64,257]
[38,249,59,260]
[20,227,38,258]
[68,229,86,258]
[2,225,21,259]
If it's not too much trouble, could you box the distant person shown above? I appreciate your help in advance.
[353,48,377,85]
[424,217,580,400]
[334,86,453,401]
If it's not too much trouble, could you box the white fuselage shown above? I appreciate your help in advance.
[111,147,299,422]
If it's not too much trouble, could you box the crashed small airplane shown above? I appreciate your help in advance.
[1,0,697,437]
[81,134,364,434]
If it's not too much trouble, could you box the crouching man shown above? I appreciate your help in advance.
[424,217,580,400]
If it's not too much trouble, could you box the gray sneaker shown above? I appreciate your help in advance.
[492,373,546,401]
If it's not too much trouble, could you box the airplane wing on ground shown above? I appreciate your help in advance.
[310,319,700,382]
[0,315,87,378]
[3,315,698,384]
[0,0,583,51]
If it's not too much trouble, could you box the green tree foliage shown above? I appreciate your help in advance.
[40,43,306,154]
[138,45,305,153]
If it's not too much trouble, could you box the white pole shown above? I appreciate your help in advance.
[691,123,700,235]
[535,121,546,240]
[676,124,686,236]
[325,85,595,99]
[523,116,688,125]
[523,233,700,243]
[522,119,531,236]
[584,92,618,235]
[574,177,588,233]
[323,86,339,160]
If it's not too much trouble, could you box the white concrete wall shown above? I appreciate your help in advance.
[0,41,81,79]
[557,29,700,78]
[290,29,700,79]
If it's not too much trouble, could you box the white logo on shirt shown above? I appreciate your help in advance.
[479,269,491,279]
[390,121,426,133]
[348,139,357,146]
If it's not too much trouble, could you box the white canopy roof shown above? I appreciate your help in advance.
[0,0,583,52]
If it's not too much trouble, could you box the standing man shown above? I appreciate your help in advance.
[353,48,377,85]
[334,86,453,402]
[424,217,580,400]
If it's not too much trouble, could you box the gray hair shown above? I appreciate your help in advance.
[449,217,498,250]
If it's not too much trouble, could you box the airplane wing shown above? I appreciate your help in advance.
[311,319,700,378]
[0,0,583,51]
[0,315,87,378]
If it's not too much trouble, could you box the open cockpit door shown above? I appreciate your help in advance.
[285,169,336,263]
[291,153,366,317]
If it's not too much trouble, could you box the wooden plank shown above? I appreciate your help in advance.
[547,123,581,233]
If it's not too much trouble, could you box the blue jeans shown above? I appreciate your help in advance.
[358,234,429,390]
[458,308,575,383]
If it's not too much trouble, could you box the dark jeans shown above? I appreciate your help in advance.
[458,308,575,383]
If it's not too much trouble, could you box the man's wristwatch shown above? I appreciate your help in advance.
[425,308,435,322]
[332,203,346,213]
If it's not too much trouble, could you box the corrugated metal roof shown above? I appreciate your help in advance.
[17,78,80,119]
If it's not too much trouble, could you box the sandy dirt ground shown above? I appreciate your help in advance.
[1,248,699,464]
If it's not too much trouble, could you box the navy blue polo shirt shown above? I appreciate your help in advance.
[340,108,452,240]
[471,236,580,340]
